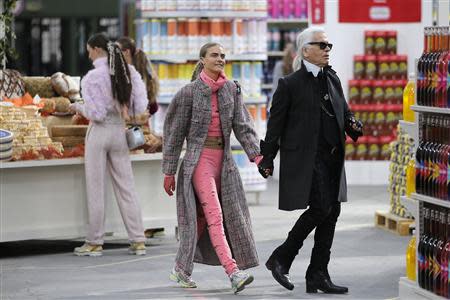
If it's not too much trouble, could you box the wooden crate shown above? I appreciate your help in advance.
[374,210,415,236]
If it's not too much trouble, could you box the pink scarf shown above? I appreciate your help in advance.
[200,70,227,92]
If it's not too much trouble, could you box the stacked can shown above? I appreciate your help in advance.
[388,127,415,218]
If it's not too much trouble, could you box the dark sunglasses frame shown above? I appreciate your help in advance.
[308,42,333,50]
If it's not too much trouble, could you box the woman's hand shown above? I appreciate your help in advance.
[164,175,176,196]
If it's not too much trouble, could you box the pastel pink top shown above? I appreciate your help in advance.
[199,69,227,137]
[73,57,148,121]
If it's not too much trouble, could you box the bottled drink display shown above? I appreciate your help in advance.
[417,204,450,298]
[415,114,450,201]
[417,26,450,108]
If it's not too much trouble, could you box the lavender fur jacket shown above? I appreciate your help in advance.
[162,78,260,275]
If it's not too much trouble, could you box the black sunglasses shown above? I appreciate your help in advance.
[308,42,333,50]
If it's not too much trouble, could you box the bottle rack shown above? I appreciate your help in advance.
[399,104,450,300]
[398,26,450,299]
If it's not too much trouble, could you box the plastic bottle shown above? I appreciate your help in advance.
[406,158,416,197]
[403,73,416,122]
[406,233,417,281]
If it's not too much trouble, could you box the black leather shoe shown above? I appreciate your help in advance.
[306,271,348,294]
[265,255,294,290]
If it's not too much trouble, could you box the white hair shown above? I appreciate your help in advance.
[292,26,326,71]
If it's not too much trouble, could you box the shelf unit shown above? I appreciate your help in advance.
[136,7,268,197]
[158,95,267,105]
[267,51,283,57]
[267,18,308,24]
[149,53,268,63]
[399,277,447,300]
[139,11,267,18]
[264,18,308,91]
[411,105,450,115]
[398,93,450,299]
[411,193,450,209]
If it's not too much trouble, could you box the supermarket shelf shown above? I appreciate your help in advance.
[148,53,267,63]
[267,51,284,57]
[139,11,267,18]
[398,120,418,140]
[158,95,266,105]
[411,105,450,115]
[400,196,419,220]
[411,193,450,209]
[0,153,164,169]
[398,277,445,300]
[267,18,308,24]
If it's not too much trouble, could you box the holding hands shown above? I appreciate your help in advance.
[257,156,274,179]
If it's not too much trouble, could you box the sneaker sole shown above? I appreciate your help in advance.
[128,249,146,256]
[234,275,254,294]
[74,252,102,257]
[169,273,197,288]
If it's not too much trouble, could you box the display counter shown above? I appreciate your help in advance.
[0,153,177,242]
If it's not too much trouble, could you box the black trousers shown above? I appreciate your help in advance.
[273,146,342,277]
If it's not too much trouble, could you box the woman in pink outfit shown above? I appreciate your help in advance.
[162,43,263,294]
[70,33,148,257]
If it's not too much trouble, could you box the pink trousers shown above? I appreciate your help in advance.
[192,147,238,276]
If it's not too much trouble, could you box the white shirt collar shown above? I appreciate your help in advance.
[303,60,322,77]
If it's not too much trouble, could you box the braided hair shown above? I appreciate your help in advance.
[87,33,131,107]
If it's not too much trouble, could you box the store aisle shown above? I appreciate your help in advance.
[1,181,410,300]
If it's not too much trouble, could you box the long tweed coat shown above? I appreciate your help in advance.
[162,78,260,275]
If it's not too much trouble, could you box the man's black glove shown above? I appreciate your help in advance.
[345,115,363,142]
[258,139,277,178]
[258,156,274,178]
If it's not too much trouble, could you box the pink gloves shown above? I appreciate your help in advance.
[164,175,176,196]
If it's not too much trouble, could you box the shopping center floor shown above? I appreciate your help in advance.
[1,181,410,300]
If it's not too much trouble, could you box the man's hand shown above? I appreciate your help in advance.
[345,116,363,142]
[257,156,274,179]
[164,175,176,196]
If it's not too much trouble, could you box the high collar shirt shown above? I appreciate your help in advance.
[303,59,322,78]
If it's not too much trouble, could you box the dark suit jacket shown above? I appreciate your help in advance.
[262,62,354,211]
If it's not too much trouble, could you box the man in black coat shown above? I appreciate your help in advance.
[259,27,363,294]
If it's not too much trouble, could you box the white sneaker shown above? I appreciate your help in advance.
[230,270,254,294]
[169,267,197,288]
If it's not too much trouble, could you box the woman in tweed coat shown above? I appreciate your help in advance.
[162,43,261,293]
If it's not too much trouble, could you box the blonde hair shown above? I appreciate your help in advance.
[292,26,326,71]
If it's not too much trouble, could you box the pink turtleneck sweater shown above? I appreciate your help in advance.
[199,70,227,137]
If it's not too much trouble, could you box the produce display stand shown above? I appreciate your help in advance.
[0,153,177,242]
